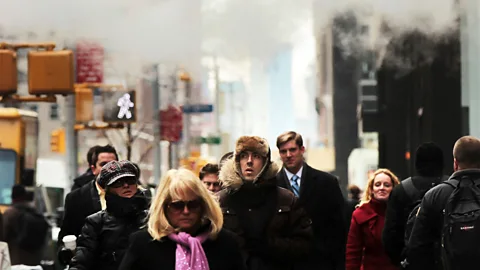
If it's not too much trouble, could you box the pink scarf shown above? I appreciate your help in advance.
[168,231,210,270]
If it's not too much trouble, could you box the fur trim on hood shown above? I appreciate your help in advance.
[218,158,280,191]
[234,136,270,158]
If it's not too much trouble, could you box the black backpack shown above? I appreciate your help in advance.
[441,177,480,270]
[14,204,50,251]
[403,177,427,246]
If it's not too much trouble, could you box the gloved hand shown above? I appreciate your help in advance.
[58,246,74,266]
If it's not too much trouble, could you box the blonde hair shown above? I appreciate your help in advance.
[147,168,223,241]
[359,168,400,207]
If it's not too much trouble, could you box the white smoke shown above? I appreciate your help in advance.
[0,0,460,74]
[0,0,203,77]
[204,0,459,63]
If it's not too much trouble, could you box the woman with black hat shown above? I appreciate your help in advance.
[69,160,149,270]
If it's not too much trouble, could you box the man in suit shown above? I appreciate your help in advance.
[58,145,118,245]
[71,145,100,191]
[276,131,346,270]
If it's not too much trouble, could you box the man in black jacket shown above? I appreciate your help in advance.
[58,145,118,245]
[407,136,480,269]
[71,146,99,191]
[382,142,448,266]
[276,131,346,270]
[219,136,313,270]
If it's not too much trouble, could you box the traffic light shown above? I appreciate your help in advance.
[75,88,93,123]
[50,128,65,153]
[0,50,17,95]
[28,50,74,95]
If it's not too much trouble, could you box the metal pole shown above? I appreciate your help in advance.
[152,64,161,183]
[184,78,192,160]
[126,123,132,160]
[65,95,78,185]
[213,57,223,159]
[171,74,179,168]
[230,83,235,139]
[214,57,221,134]
[465,0,480,137]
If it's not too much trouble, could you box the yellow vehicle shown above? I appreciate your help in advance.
[0,107,38,212]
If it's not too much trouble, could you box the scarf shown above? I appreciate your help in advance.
[105,191,148,218]
[168,231,210,270]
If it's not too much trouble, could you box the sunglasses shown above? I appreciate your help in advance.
[110,177,137,188]
[167,199,202,213]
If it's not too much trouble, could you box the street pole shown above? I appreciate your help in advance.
[184,77,192,161]
[464,0,480,137]
[152,64,162,183]
[171,73,179,168]
[126,123,132,160]
[214,57,221,135]
[213,57,222,160]
[230,83,235,140]
[65,95,78,185]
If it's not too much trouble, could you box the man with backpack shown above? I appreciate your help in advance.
[407,136,480,270]
[1,184,50,266]
[382,142,448,267]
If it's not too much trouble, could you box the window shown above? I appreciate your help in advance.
[50,104,59,120]
[29,104,38,112]
[0,149,17,204]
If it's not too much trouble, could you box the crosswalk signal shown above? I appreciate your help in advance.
[0,50,17,95]
[50,128,65,153]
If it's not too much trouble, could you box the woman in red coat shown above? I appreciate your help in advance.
[346,168,400,270]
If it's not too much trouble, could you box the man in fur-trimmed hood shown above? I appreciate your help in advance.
[217,136,313,270]
[219,136,279,190]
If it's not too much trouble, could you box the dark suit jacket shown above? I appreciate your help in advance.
[277,163,346,270]
[71,169,95,191]
[58,180,101,245]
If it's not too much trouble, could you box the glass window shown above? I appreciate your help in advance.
[0,149,17,205]
[50,104,59,120]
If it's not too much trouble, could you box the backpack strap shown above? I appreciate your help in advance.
[403,177,419,201]
[443,178,459,189]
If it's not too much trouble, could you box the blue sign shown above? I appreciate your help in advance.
[182,104,214,114]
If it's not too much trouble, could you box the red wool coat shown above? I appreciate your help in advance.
[346,198,399,270]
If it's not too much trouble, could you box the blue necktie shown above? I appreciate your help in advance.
[291,175,300,197]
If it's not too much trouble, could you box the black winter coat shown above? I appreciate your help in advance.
[70,192,148,270]
[277,164,346,270]
[407,169,480,270]
[119,229,246,270]
[218,159,313,270]
[382,175,447,266]
[58,180,102,245]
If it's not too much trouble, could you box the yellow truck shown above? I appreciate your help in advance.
[0,107,38,212]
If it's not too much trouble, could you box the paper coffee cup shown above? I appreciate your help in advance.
[62,235,77,250]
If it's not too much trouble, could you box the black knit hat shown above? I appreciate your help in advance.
[97,160,139,189]
[415,142,444,177]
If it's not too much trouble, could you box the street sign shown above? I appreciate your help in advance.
[160,105,183,142]
[182,104,213,114]
[76,41,104,83]
[193,136,222,145]
[102,90,136,123]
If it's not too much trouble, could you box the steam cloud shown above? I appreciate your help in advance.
[0,0,460,73]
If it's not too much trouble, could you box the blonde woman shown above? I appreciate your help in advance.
[119,168,245,270]
[346,169,401,270]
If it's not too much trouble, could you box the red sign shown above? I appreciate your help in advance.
[160,105,183,142]
[76,41,104,83]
